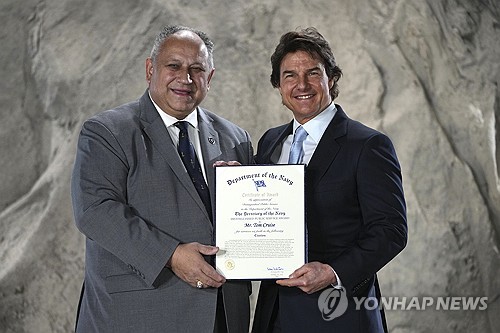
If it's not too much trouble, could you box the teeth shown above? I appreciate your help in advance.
[296,95,313,99]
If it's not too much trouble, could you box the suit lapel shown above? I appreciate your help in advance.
[307,105,348,187]
[260,106,348,187]
[197,109,221,199]
[138,92,211,221]
[260,122,293,164]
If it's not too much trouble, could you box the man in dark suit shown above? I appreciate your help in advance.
[252,27,407,333]
[71,25,252,332]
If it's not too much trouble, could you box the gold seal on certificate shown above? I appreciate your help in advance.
[215,164,305,279]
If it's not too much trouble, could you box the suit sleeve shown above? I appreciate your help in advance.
[71,118,179,287]
[331,133,407,296]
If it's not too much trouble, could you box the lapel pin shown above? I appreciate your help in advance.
[208,137,215,145]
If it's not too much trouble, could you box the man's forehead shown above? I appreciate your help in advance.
[283,50,321,61]
[280,51,324,69]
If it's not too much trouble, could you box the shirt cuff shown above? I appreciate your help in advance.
[329,266,343,289]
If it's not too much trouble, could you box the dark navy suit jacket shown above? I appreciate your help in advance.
[252,105,407,333]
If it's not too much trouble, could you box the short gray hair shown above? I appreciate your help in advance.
[150,25,214,69]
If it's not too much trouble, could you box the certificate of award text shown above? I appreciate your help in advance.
[215,164,305,279]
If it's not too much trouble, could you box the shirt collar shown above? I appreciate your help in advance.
[292,102,337,143]
[149,91,199,129]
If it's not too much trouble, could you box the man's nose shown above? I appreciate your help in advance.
[177,69,192,84]
[297,75,309,89]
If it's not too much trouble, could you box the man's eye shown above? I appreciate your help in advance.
[168,64,179,69]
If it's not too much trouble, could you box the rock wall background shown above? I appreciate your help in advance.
[1,0,499,332]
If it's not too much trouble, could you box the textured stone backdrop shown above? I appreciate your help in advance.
[1,0,499,332]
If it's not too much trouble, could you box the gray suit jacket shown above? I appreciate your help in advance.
[71,90,253,332]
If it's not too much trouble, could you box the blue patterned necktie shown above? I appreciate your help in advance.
[175,121,212,219]
[288,126,308,164]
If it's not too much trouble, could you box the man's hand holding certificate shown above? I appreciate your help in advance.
[215,165,305,279]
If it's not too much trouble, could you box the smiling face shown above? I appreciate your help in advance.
[278,50,334,124]
[146,30,214,119]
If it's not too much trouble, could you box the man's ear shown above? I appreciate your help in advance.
[146,58,153,83]
[207,68,215,90]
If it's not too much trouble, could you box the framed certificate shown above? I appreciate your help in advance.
[215,164,306,279]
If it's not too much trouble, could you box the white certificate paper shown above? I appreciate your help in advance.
[215,164,305,279]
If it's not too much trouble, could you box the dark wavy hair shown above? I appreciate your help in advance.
[270,27,342,100]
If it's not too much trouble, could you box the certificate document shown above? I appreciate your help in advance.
[215,164,305,279]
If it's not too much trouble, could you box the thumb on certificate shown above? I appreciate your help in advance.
[198,244,219,256]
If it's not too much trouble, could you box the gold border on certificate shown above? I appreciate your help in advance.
[215,164,305,279]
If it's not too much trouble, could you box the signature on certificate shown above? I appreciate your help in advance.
[267,266,284,271]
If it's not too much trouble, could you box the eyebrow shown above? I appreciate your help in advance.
[306,66,321,72]
[164,56,206,65]
[281,70,295,76]
[281,66,322,75]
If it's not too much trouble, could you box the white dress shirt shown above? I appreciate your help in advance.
[278,102,337,165]
[149,93,208,182]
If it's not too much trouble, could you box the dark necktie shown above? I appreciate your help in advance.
[288,126,308,164]
[175,121,212,218]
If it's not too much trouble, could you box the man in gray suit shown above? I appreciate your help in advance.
[71,25,253,332]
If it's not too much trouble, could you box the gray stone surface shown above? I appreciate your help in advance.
[1,0,499,332]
